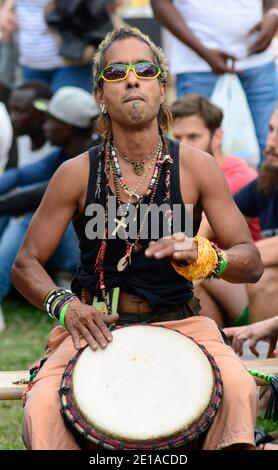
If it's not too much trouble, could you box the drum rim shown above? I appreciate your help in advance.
[59,324,223,450]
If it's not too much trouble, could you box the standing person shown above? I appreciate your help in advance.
[12,26,263,450]
[0,0,122,92]
[151,0,278,163]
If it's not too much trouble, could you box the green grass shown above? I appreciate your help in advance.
[0,298,52,450]
[0,298,277,449]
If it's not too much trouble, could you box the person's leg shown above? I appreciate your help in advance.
[247,267,278,323]
[0,215,10,239]
[176,71,218,99]
[197,279,248,326]
[162,316,258,450]
[0,214,33,301]
[239,61,278,164]
[194,283,225,327]
[51,64,92,92]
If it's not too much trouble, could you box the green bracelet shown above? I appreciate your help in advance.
[59,303,70,328]
[215,256,227,277]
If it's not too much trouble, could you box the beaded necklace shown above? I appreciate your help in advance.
[114,138,162,176]
[111,137,162,201]
[93,133,173,314]
[110,145,163,272]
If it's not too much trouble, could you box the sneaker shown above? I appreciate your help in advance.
[0,304,6,332]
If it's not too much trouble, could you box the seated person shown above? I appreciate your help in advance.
[196,106,278,327]
[12,26,263,450]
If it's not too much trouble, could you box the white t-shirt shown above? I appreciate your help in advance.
[15,0,64,70]
[0,103,13,174]
[170,0,274,74]
[17,136,54,167]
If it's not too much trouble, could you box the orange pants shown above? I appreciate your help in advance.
[22,316,258,450]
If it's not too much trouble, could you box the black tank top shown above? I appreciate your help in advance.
[72,138,201,307]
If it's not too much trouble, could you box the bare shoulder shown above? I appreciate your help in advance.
[179,143,229,198]
[56,150,90,179]
[179,143,219,177]
[44,151,90,214]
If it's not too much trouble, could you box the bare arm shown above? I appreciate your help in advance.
[248,0,278,54]
[198,154,263,283]
[12,155,118,350]
[12,160,81,309]
[146,149,263,284]
[150,0,237,73]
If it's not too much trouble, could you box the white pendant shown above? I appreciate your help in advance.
[117,256,129,272]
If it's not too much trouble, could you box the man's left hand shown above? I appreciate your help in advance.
[145,232,198,264]
[248,14,278,55]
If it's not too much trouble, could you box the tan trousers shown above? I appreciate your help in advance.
[22,316,258,450]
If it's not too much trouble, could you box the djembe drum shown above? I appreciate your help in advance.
[59,325,223,450]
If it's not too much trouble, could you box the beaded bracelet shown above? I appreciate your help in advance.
[171,236,218,281]
[52,294,79,321]
[209,243,228,278]
[43,288,72,317]
[171,236,227,281]
[59,303,70,328]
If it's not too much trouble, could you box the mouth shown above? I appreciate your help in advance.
[123,96,145,103]
[266,152,278,162]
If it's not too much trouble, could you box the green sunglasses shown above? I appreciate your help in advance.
[98,62,162,83]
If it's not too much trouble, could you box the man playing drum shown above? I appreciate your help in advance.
[12,26,263,450]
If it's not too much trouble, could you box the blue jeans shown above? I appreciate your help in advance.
[0,213,80,301]
[176,61,278,164]
[0,215,9,238]
[22,64,92,92]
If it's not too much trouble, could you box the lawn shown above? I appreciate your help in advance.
[0,298,52,450]
[0,298,277,450]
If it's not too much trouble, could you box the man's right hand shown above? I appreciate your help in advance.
[64,300,119,351]
[203,48,238,74]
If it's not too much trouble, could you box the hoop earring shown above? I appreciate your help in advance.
[100,103,107,114]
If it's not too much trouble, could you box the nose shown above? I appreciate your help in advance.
[125,68,140,88]
[181,136,190,145]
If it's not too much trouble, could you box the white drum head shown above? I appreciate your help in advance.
[72,325,214,443]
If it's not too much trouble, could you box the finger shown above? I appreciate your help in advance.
[173,239,194,251]
[93,315,114,344]
[267,338,277,358]
[172,251,189,262]
[103,313,119,326]
[152,245,177,259]
[232,336,243,356]
[247,22,261,35]
[172,232,186,241]
[249,340,259,358]
[79,324,100,351]
[248,35,269,55]
[223,327,240,338]
[223,52,238,62]
[145,240,175,257]
[71,329,81,350]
